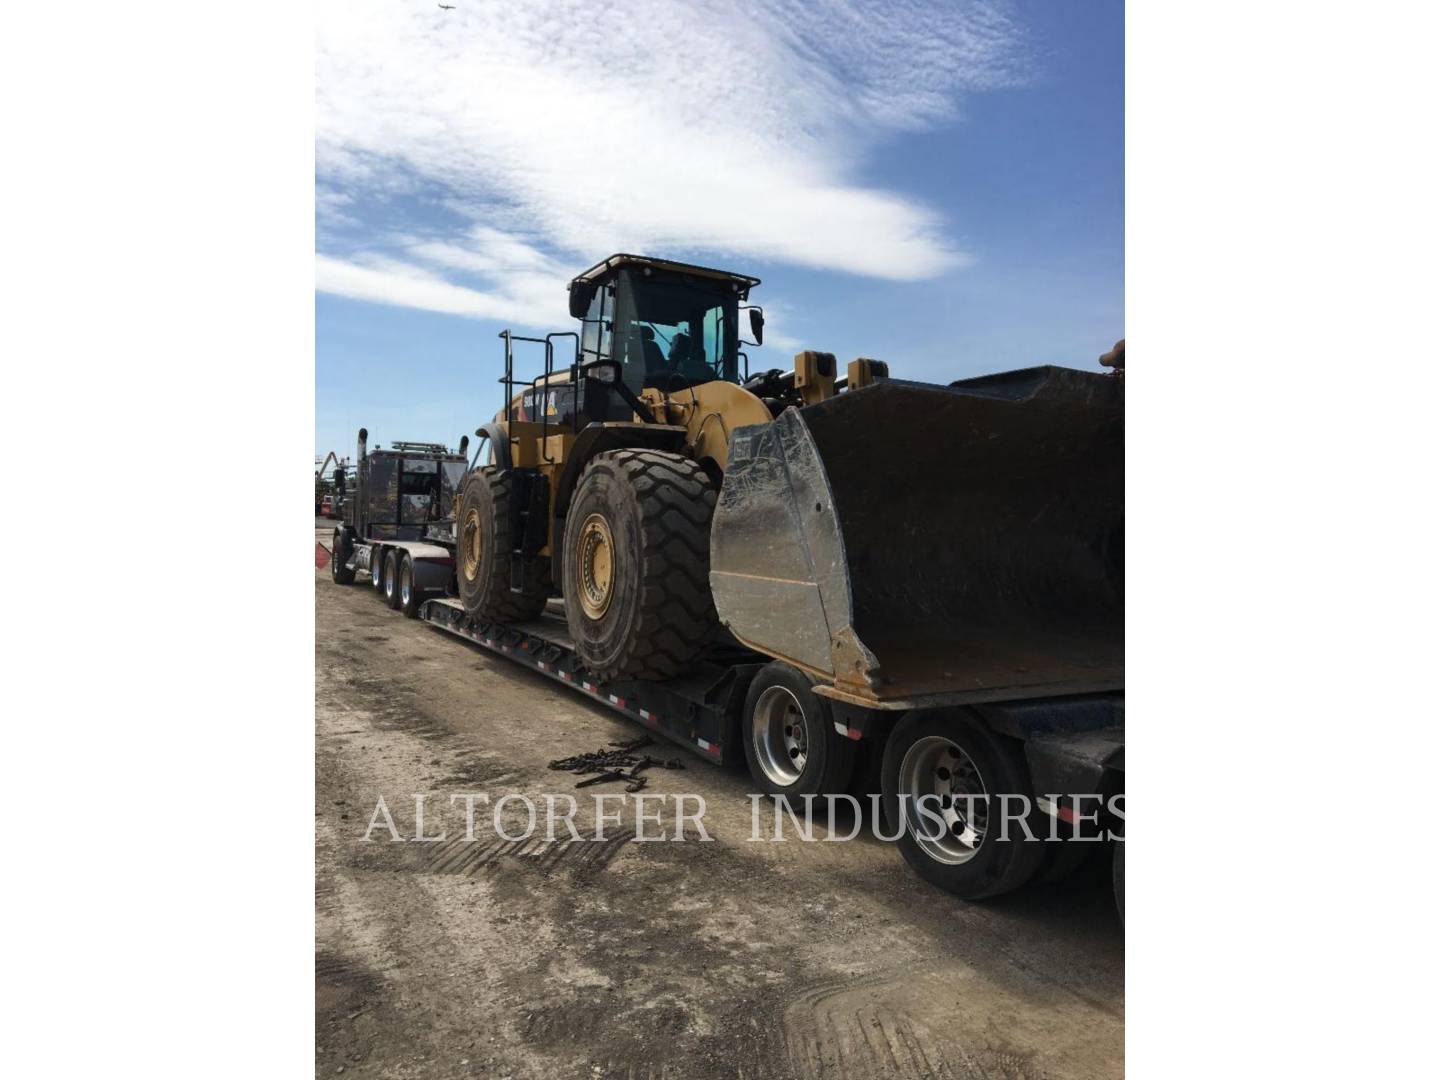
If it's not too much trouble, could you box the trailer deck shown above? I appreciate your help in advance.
[420,597,765,766]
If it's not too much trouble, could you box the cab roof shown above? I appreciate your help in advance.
[569,253,761,294]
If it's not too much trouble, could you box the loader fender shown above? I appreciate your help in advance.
[551,422,688,528]
[472,422,511,470]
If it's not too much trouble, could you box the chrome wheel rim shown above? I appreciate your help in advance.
[897,735,989,865]
[400,567,412,607]
[384,559,396,598]
[751,685,808,786]
[371,552,384,588]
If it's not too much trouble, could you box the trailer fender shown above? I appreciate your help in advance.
[409,554,454,592]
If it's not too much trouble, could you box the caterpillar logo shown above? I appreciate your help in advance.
[522,386,569,419]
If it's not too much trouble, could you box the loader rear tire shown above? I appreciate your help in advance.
[882,710,1046,900]
[457,469,548,623]
[563,449,717,681]
[742,662,855,798]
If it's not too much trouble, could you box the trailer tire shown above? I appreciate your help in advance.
[330,528,356,585]
[1035,833,1095,884]
[383,549,402,609]
[398,554,422,618]
[457,469,549,622]
[881,710,1046,900]
[1113,836,1125,923]
[371,545,387,593]
[742,662,855,797]
[562,449,717,681]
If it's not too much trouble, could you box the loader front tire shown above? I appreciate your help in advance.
[563,450,717,681]
[457,469,548,623]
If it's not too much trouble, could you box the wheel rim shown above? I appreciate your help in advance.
[576,513,615,619]
[372,553,384,588]
[400,566,412,607]
[751,685,808,786]
[385,559,396,598]
[461,507,482,582]
[897,735,989,865]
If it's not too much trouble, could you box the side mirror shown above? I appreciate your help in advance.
[749,307,765,346]
[569,282,596,320]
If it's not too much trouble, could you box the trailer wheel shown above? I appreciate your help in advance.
[370,545,386,593]
[562,450,717,681]
[456,469,548,622]
[398,554,422,619]
[383,549,402,609]
[330,528,356,585]
[742,662,855,797]
[881,710,1046,900]
[1113,835,1125,923]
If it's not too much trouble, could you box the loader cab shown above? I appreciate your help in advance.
[571,255,760,398]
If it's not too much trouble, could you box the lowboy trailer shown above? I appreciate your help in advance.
[335,560,1126,911]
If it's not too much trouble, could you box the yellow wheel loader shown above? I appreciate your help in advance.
[456,253,1123,708]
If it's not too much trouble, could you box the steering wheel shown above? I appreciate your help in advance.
[647,370,691,393]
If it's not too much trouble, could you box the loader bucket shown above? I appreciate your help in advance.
[709,366,1123,708]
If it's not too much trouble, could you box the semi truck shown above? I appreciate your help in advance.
[328,435,470,618]
[326,254,1125,910]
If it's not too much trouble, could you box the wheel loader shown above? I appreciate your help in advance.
[455,253,1124,710]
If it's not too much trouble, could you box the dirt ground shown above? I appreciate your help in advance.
[315,521,1124,1079]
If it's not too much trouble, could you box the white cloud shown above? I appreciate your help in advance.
[316,228,576,326]
[316,0,1026,314]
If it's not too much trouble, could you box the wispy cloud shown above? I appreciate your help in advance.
[316,0,1027,321]
[316,229,576,326]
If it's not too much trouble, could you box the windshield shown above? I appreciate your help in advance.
[612,269,739,393]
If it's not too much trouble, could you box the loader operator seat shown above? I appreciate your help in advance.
[640,325,666,374]
[669,331,694,370]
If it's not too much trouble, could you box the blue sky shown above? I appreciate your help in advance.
[316,0,1122,462]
